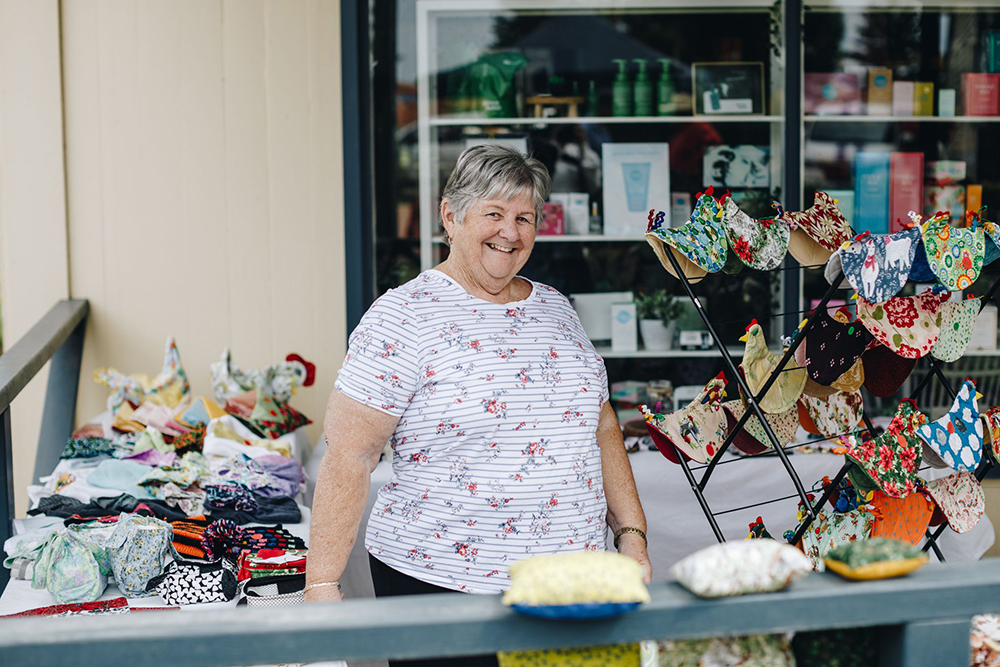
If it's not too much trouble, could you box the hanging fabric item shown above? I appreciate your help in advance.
[784,191,854,267]
[970,206,1000,267]
[210,349,310,404]
[983,405,1000,463]
[640,374,728,465]
[856,288,948,359]
[916,379,983,472]
[722,400,799,455]
[868,490,934,546]
[798,391,864,438]
[645,188,728,282]
[720,196,790,271]
[739,320,806,414]
[920,211,985,290]
[799,506,873,572]
[921,472,985,534]
[801,307,874,386]
[843,399,925,499]
[92,336,191,411]
[932,296,982,363]
[835,227,921,304]
[861,344,916,397]
[829,356,866,393]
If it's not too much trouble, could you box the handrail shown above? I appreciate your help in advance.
[1,560,999,666]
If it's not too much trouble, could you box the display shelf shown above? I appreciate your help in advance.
[805,115,1000,123]
[595,345,744,359]
[431,235,647,244]
[429,115,785,127]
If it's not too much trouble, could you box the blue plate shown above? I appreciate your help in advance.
[510,602,642,620]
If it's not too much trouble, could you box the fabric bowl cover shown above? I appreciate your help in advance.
[720,196,790,271]
[861,344,916,397]
[830,356,865,393]
[916,379,983,472]
[856,288,947,359]
[840,227,921,304]
[800,506,873,572]
[868,490,934,545]
[799,391,864,438]
[785,191,854,267]
[921,471,985,534]
[740,321,807,414]
[640,374,727,465]
[932,296,981,363]
[646,189,727,282]
[803,307,874,386]
[920,212,985,291]
[722,399,799,454]
[843,399,925,498]
[983,405,1000,463]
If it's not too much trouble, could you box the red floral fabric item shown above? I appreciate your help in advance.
[843,399,926,499]
[857,289,948,359]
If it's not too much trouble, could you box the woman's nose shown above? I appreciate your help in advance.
[496,215,518,238]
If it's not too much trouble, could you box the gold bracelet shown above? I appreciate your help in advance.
[304,581,342,593]
[613,526,647,549]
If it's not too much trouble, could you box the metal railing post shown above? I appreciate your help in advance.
[35,317,87,481]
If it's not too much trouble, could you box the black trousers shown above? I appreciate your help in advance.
[368,554,500,667]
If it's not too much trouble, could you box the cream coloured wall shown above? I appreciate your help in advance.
[0,0,346,514]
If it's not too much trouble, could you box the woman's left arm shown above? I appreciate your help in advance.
[597,400,652,583]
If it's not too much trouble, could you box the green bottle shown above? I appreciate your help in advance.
[657,58,675,116]
[612,59,631,117]
[585,80,600,117]
[632,59,653,116]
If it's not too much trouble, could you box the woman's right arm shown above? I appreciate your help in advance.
[304,387,400,602]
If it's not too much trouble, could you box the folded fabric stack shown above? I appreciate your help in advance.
[3,338,316,612]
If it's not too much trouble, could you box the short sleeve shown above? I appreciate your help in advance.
[335,290,421,417]
[596,354,610,405]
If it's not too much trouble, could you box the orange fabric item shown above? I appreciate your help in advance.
[797,400,821,436]
[868,490,934,546]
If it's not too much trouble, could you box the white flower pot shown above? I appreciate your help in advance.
[640,319,675,351]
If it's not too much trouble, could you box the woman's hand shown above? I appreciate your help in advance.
[305,585,345,604]
[617,532,652,584]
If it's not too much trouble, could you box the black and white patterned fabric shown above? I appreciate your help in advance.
[239,572,305,608]
[147,558,238,605]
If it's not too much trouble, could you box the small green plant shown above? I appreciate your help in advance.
[634,289,681,326]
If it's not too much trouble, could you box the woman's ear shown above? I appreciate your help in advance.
[440,198,455,237]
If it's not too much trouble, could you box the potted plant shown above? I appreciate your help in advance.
[635,289,681,351]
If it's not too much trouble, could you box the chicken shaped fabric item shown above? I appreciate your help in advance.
[838,227,921,304]
[861,344,917,397]
[868,491,934,546]
[797,390,864,439]
[983,405,1000,463]
[843,399,925,499]
[920,211,985,290]
[971,206,1000,267]
[645,188,728,282]
[640,374,728,465]
[210,349,311,404]
[856,288,947,359]
[916,379,983,473]
[93,336,190,411]
[921,472,985,534]
[802,307,874,386]
[784,191,854,267]
[933,296,982,363]
[721,399,799,455]
[739,320,806,414]
[720,197,790,271]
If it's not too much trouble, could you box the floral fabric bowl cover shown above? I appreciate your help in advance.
[640,374,727,465]
[785,191,854,267]
[645,188,728,282]
[720,196,790,271]
[922,471,985,534]
[856,288,947,359]
[843,399,925,499]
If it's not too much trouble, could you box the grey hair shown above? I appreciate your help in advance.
[440,144,551,245]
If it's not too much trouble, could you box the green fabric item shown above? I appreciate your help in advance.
[60,438,114,459]
[792,628,878,667]
[825,538,924,569]
[132,426,172,455]
[920,212,985,291]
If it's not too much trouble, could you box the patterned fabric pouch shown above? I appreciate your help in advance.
[803,307,873,386]
[917,378,983,472]
[843,399,925,498]
[784,191,854,267]
[147,558,238,605]
[720,196,790,271]
[205,482,259,513]
[105,513,178,597]
[60,437,115,459]
[868,490,934,545]
[835,227,921,304]
[499,644,639,667]
[645,188,728,282]
[862,344,917,397]
[640,374,727,464]
[722,399,798,454]
[239,572,306,608]
[93,335,190,411]
[921,472,985,534]
[800,506,873,572]
[210,348,309,404]
[739,320,806,414]
[246,393,312,439]
[932,296,981,363]
[655,635,794,667]
[920,211,986,290]
[797,390,864,438]
[857,288,948,359]
[983,405,1000,462]
[32,530,109,604]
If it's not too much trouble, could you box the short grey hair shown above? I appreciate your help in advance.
[440,144,551,244]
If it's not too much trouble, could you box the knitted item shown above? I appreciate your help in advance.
[171,515,211,559]
[238,526,306,553]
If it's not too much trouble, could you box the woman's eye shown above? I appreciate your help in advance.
[517,217,533,225]
[488,212,501,218]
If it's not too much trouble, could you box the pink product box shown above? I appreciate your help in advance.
[804,73,862,115]
[924,160,967,185]
[538,202,564,235]
[923,185,966,221]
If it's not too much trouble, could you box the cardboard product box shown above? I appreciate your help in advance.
[939,89,957,117]
[893,81,915,116]
[538,202,564,235]
[925,160,967,185]
[914,82,935,116]
[889,152,924,233]
[611,302,638,353]
[670,192,692,228]
[923,185,965,221]
[570,291,634,342]
[602,143,670,237]
[986,29,1000,74]
[867,68,893,115]
[804,73,862,115]
[855,152,890,234]
[963,73,1000,116]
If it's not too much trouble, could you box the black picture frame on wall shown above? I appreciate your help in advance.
[692,62,765,115]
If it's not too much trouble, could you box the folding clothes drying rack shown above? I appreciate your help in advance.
[659,247,1000,561]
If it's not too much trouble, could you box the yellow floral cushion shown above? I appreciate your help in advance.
[502,552,650,607]
[497,643,639,667]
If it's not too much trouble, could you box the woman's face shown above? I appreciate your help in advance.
[442,191,537,293]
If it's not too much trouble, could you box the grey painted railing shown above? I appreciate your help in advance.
[0,299,89,587]
[2,559,999,666]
